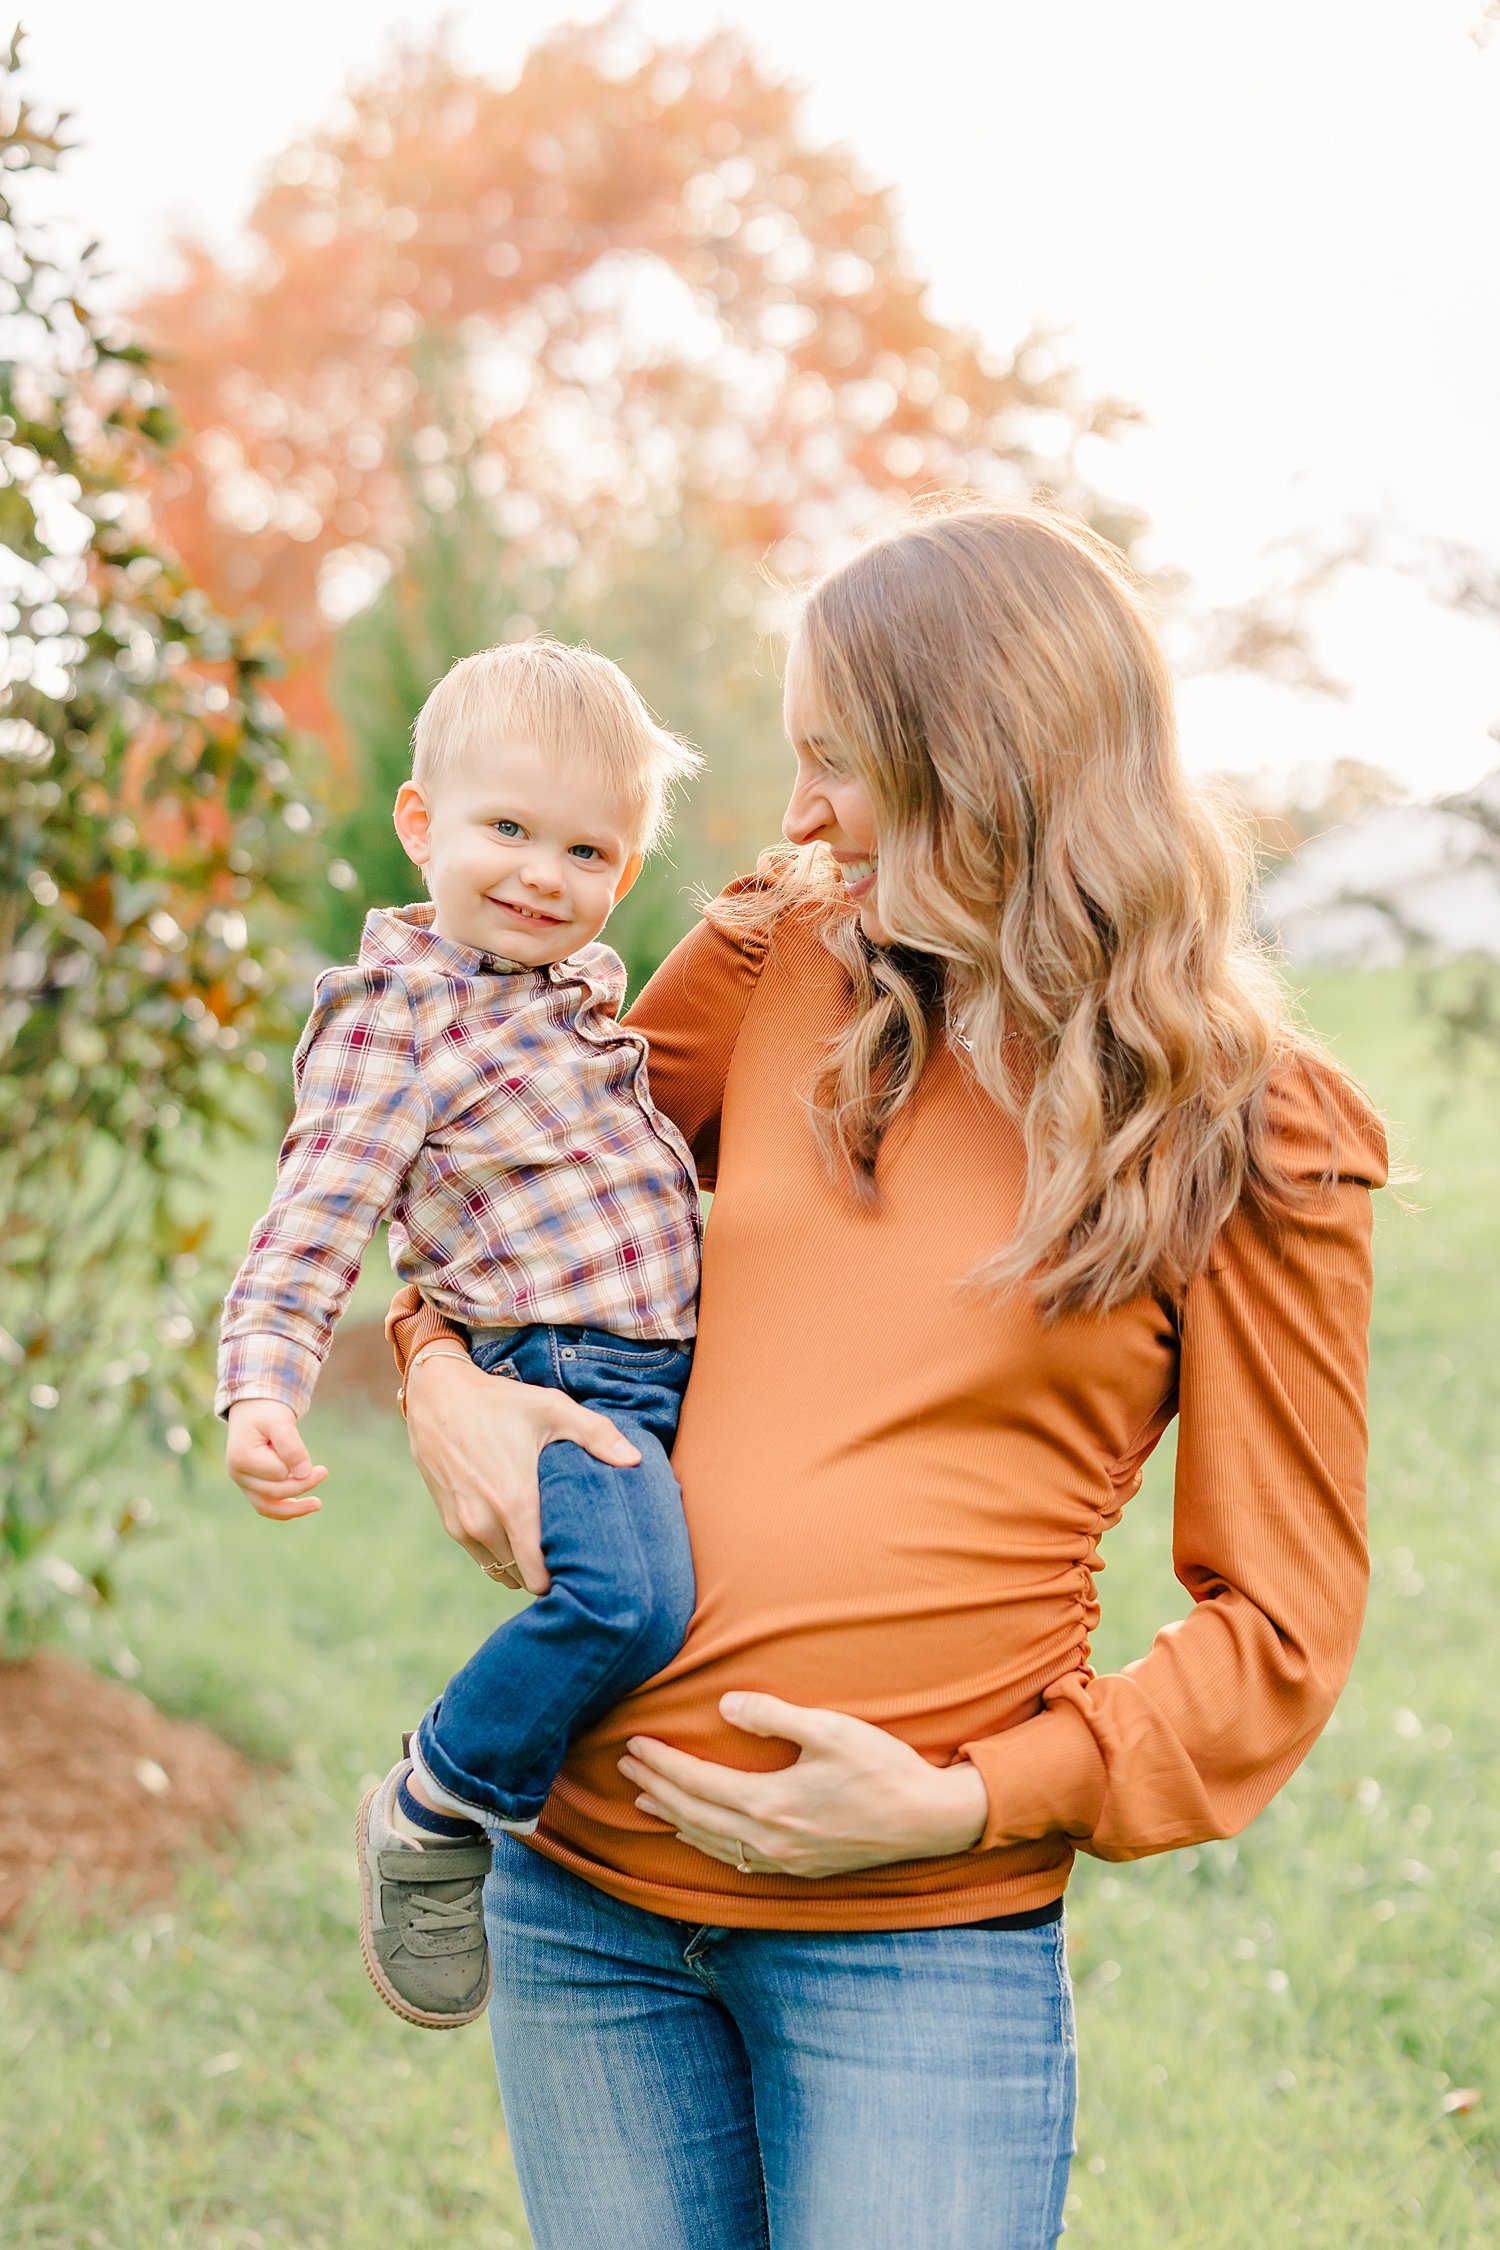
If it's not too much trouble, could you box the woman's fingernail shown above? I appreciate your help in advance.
[721,1694,745,1719]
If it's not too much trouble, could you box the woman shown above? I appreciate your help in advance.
[391,503,1385,2249]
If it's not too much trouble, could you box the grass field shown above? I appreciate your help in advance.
[4,968,1499,2248]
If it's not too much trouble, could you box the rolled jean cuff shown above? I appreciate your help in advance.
[412,1699,542,1836]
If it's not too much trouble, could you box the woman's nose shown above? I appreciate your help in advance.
[782,776,828,846]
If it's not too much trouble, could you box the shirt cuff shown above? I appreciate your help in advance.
[215,1334,324,1420]
[956,1701,1108,1853]
[386,1285,464,1376]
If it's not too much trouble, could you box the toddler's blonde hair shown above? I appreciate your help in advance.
[412,637,701,849]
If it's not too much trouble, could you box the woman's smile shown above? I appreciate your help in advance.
[833,852,878,900]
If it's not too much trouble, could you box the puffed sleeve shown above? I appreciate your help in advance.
[958,1053,1388,1859]
[622,880,770,1188]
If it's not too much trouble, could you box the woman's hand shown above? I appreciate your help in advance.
[402,1349,641,1593]
[619,1693,990,1879]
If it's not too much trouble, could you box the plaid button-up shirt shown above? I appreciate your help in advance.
[216,904,701,1418]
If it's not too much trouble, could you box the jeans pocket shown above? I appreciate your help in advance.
[476,1353,522,1381]
[575,1340,693,1373]
[471,1327,538,1380]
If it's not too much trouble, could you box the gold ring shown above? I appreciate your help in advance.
[482,1559,523,1587]
[734,1840,752,1873]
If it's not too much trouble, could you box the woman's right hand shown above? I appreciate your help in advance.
[402,1350,642,1594]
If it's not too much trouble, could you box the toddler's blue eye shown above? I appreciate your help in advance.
[569,844,601,861]
[493,820,522,837]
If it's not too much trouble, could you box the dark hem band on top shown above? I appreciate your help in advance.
[966,1895,1064,1931]
[666,1894,1066,1936]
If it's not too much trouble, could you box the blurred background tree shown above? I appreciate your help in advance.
[134,19,1145,974]
[317,422,551,960]
[0,36,321,1658]
[137,19,1143,744]
[1414,543,1500,1053]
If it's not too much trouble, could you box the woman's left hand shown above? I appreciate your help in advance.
[619,1693,990,1879]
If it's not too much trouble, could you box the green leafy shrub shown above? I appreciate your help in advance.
[0,38,322,1658]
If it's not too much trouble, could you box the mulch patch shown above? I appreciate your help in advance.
[0,1322,394,1941]
[1,1649,251,1936]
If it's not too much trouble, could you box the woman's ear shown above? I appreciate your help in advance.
[393,782,433,868]
[612,850,646,905]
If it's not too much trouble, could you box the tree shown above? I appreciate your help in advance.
[135,19,1142,755]
[318,438,547,961]
[0,38,320,1656]
[552,523,791,986]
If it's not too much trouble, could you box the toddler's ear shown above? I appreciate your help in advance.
[612,850,645,906]
[393,782,433,867]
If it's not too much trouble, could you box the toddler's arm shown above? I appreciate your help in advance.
[217,964,430,1422]
[225,1398,328,1519]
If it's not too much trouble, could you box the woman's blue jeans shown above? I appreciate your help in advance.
[485,1835,1078,2250]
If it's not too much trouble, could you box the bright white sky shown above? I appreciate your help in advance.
[23,0,1500,798]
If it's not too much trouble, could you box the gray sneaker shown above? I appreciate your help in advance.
[356,1763,492,2029]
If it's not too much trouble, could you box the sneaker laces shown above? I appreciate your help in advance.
[405,1882,484,1937]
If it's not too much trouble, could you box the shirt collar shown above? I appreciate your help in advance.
[357,905,618,1002]
[359,903,536,980]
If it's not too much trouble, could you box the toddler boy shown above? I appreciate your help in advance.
[218,639,703,2028]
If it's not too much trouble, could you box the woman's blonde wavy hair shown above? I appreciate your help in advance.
[716,500,1347,1320]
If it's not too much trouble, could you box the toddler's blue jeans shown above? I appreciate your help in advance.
[413,1322,695,1830]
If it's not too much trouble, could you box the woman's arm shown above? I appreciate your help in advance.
[392,1289,653,1587]
[397,1342,642,1589]
[955,1055,1389,1860]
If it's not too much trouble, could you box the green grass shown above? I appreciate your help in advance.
[4,969,1499,2247]
[1,1413,533,2250]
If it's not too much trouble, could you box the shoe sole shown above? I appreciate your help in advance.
[355,1786,493,2031]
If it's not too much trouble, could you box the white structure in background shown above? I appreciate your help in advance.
[1258,778,1500,968]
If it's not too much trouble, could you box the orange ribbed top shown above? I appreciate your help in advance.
[392,893,1386,1930]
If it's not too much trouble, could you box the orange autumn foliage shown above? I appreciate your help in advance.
[137,21,1138,751]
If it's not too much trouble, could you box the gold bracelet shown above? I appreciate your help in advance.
[396,1343,472,1419]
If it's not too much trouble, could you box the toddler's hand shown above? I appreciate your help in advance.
[225,1399,328,1519]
